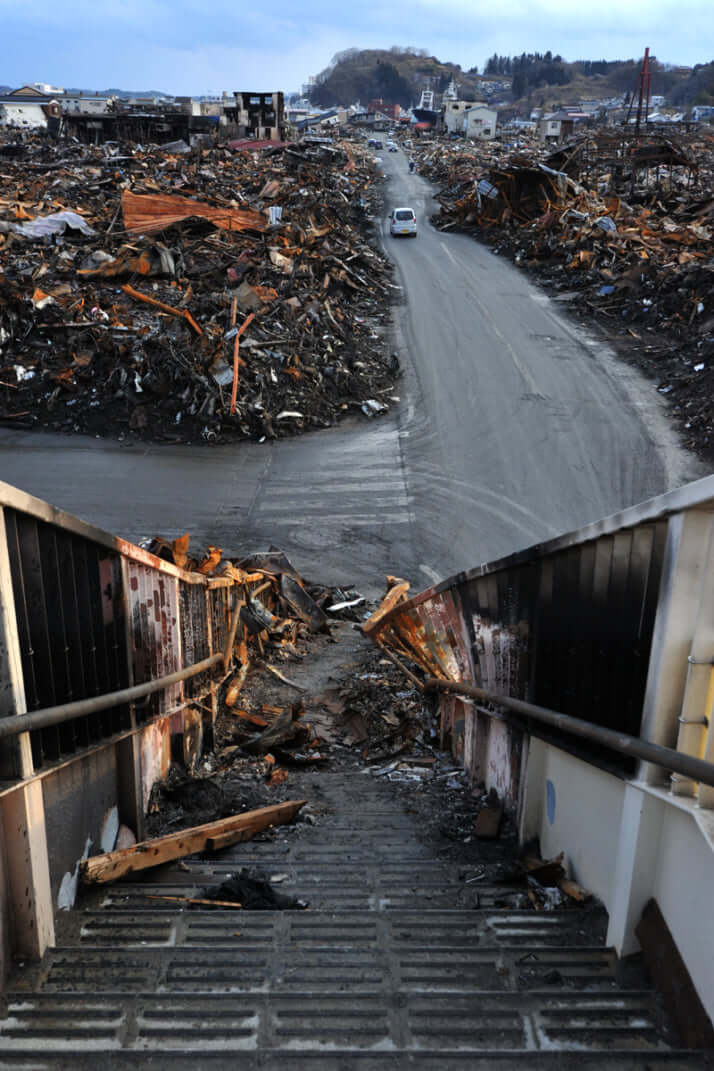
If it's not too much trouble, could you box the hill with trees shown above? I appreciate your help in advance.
[308,48,486,109]
[308,47,708,111]
[669,61,714,106]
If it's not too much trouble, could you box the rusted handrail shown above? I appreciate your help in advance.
[0,653,224,741]
[424,676,714,790]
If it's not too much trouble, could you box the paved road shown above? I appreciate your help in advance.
[382,149,699,580]
[0,149,701,593]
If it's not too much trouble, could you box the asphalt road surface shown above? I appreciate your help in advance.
[0,147,702,594]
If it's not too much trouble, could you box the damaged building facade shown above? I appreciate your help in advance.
[227,92,286,142]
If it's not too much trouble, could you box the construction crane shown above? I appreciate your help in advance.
[625,47,651,136]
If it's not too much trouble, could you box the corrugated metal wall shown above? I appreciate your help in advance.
[4,508,131,768]
[0,483,236,922]
[372,514,672,781]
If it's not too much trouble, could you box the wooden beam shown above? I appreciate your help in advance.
[206,828,259,852]
[80,799,307,885]
[361,577,410,637]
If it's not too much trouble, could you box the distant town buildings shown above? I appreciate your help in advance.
[0,72,710,145]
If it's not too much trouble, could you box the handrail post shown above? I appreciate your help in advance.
[0,507,54,970]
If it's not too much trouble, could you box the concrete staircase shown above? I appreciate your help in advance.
[0,770,710,1068]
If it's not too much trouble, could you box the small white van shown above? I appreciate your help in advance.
[389,207,417,238]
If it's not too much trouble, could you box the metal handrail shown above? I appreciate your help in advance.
[424,677,714,790]
[0,653,224,741]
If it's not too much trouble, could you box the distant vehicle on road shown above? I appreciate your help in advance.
[388,145,398,152]
[374,140,384,149]
[389,207,417,238]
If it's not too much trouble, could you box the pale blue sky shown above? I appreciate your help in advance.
[2,0,712,95]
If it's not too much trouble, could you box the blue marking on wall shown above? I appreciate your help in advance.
[546,779,556,825]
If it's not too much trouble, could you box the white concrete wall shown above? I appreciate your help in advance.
[0,103,47,128]
[534,744,625,905]
[444,102,474,135]
[465,109,496,140]
[62,98,112,114]
[653,804,714,1022]
[520,739,714,1026]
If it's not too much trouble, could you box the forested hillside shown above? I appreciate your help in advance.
[308,47,704,110]
[308,48,485,108]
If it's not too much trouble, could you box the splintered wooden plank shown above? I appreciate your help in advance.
[362,577,411,637]
[80,799,307,885]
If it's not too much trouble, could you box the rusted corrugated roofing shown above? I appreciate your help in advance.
[228,139,287,151]
[121,190,268,236]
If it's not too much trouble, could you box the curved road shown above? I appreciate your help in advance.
[0,148,701,593]
[383,149,699,581]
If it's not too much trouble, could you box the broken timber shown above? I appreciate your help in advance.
[80,799,307,885]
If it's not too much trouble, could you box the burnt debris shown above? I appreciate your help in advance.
[0,132,399,442]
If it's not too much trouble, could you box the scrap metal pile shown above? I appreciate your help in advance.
[416,130,714,459]
[0,134,398,442]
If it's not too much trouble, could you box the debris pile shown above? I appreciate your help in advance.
[0,134,399,442]
[415,130,714,459]
[138,557,438,838]
[83,549,597,923]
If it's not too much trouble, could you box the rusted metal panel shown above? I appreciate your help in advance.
[124,560,182,723]
[139,716,172,812]
[0,485,240,796]
[0,481,244,941]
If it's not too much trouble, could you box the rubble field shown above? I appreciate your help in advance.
[412,128,714,463]
[0,133,399,443]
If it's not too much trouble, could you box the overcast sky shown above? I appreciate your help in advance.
[2,0,712,95]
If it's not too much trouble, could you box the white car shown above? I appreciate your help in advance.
[390,207,417,238]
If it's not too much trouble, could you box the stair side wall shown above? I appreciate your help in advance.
[0,820,8,993]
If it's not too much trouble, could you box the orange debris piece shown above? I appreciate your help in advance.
[121,189,268,237]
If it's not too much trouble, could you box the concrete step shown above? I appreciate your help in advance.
[10,939,624,995]
[2,772,705,1065]
[0,1051,709,1070]
[58,906,607,948]
[0,989,694,1057]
